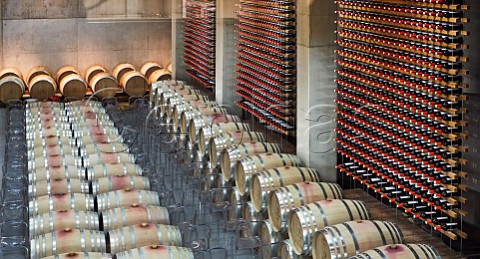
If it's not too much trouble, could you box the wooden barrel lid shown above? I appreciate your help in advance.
[28,75,57,101]
[148,69,172,84]
[85,65,107,86]
[0,67,23,81]
[0,76,26,103]
[26,66,52,85]
[56,65,80,83]
[140,62,162,79]
[60,74,87,100]
[90,72,118,99]
[120,71,148,97]
[113,63,136,81]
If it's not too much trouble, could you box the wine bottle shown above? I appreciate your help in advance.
[432,216,450,224]
[442,203,460,210]
[441,222,459,231]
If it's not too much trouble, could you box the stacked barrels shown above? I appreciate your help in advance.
[150,80,442,259]
[27,101,107,258]
[0,61,170,103]
[85,65,118,100]
[26,100,193,258]
[0,67,26,103]
[112,63,148,97]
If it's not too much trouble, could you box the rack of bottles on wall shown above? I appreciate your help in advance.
[234,0,296,136]
[334,0,469,241]
[183,0,216,88]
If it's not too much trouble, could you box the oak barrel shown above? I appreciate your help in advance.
[163,94,210,117]
[169,99,215,122]
[91,175,150,195]
[261,219,288,246]
[251,168,324,213]
[29,210,100,237]
[85,65,107,85]
[112,63,136,81]
[148,69,172,84]
[197,122,251,154]
[29,178,90,199]
[29,165,85,184]
[120,71,148,97]
[28,153,81,171]
[95,189,160,212]
[60,74,87,100]
[107,223,182,254]
[81,142,128,156]
[84,152,135,168]
[101,205,170,231]
[208,132,267,168]
[187,114,241,140]
[242,201,267,222]
[29,193,95,216]
[159,88,203,111]
[56,65,80,82]
[220,141,280,181]
[278,240,312,259]
[260,219,288,258]
[28,74,57,101]
[0,67,23,80]
[140,62,162,79]
[288,199,371,255]
[115,245,194,259]
[268,182,343,232]
[0,76,26,103]
[26,66,52,85]
[87,163,143,181]
[89,73,118,100]
[152,83,191,110]
[350,244,441,259]
[312,220,404,259]
[42,252,112,259]
[30,229,106,259]
[178,106,227,131]
[234,153,303,196]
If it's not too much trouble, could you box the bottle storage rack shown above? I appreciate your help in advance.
[234,0,296,136]
[335,0,469,241]
[183,0,216,88]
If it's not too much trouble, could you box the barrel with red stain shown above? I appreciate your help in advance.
[29,210,100,237]
[351,244,441,259]
[101,204,169,231]
[107,223,182,254]
[115,245,194,259]
[30,229,106,258]
[312,220,404,259]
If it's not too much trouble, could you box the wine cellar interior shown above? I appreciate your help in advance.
[0,0,479,258]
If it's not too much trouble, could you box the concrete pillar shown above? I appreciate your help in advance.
[296,0,337,182]
[215,0,241,115]
[171,0,195,84]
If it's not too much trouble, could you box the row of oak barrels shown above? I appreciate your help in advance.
[0,62,172,104]
[26,101,192,259]
[151,80,442,259]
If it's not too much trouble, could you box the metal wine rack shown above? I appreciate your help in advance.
[234,0,296,136]
[183,0,216,88]
[335,0,469,241]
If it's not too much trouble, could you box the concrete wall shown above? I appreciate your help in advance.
[215,0,241,115]
[0,0,172,77]
[296,0,337,182]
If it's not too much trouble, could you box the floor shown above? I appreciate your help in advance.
[0,108,6,186]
